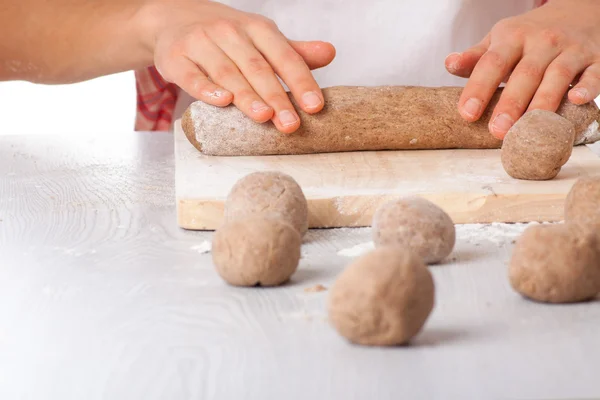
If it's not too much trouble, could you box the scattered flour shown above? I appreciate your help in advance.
[190,241,212,254]
[457,222,530,246]
[336,222,556,257]
[337,241,375,257]
[575,120,600,145]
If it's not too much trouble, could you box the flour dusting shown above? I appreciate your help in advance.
[336,222,555,257]
[457,222,553,246]
[575,120,600,145]
[337,241,375,257]
[190,241,212,254]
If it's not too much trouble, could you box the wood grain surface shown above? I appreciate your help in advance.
[175,120,600,230]
[1,133,599,400]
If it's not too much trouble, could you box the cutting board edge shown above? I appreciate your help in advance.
[176,192,566,231]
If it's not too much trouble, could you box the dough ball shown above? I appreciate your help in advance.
[224,171,308,235]
[509,224,600,303]
[328,247,435,346]
[212,217,301,286]
[564,176,600,227]
[372,197,455,264]
[501,110,575,180]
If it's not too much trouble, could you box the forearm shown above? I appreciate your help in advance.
[0,0,153,83]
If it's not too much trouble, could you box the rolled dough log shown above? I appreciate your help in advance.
[181,86,600,156]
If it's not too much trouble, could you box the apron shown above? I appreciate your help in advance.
[173,0,537,120]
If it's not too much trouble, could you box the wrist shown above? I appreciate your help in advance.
[134,0,172,61]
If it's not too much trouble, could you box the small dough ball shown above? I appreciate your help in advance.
[328,247,435,346]
[224,171,308,235]
[372,197,455,264]
[509,224,600,303]
[212,217,301,286]
[501,110,575,180]
[564,176,600,227]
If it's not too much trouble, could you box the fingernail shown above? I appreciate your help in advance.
[491,113,514,135]
[462,98,482,119]
[205,89,229,99]
[251,101,270,113]
[302,91,322,109]
[572,88,589,101]
[278,110,298,126]
[445,52,462,72]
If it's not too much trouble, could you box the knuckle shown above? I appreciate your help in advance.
[249,15,278,31]
[535,91,561,108]
[465,80,491,96]
[275,48,306,73]
[494,19,524,40]
[539,28,564,49]
[210,64,238,83]
[514,62,544,79]
[501,95,528,112]
[550,62,575,80]
[184,27,208,44]
[507,27,527,42]
[182,27,208,53]
[188,77,210,95]
[211,20,242,37]
[482,50,507,70]
[245,56,273,76]
[584,68,600,82]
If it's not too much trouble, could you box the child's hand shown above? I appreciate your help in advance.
[144,0,336,133]
[445,0,600,139]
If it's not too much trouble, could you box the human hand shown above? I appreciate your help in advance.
[142,0,336,133]
[445,0,600,139]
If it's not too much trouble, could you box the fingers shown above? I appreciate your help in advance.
[569,63,600,104]
[248,21,326,115]
[458,43,522,122]
[186,34,275,125]
[289,40,337,70]
[163,57,233,107]
[208,23,303,133]
[488,52,558,139]
[445,35,490,78]
[528,51,588,113]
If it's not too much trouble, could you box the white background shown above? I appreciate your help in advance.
[0,72,137,136]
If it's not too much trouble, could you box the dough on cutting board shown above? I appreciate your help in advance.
[372,197,455,264]
[564,176,600,227]
[509,224,600,303]
[212,217,301,286]
[181,86,600,156]
[328,247,435,346]
[224,171,308,235]
[501,110,575,180]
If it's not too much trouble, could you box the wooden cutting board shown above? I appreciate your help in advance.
[174,120,600,230]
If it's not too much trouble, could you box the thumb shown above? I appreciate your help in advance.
[289,40,336,70]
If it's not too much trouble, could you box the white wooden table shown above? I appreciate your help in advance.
[0,132,599,400]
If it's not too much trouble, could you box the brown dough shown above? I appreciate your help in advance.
[181,86,599,156]
[224,171,308,235]
[372,197,455,264]
[564,176,600,228]
[328,247,435,346]
[212,217,301,286]
[501,110,575,180]
[509,224,600,303]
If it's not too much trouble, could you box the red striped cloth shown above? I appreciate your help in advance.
[134,0,548,131]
